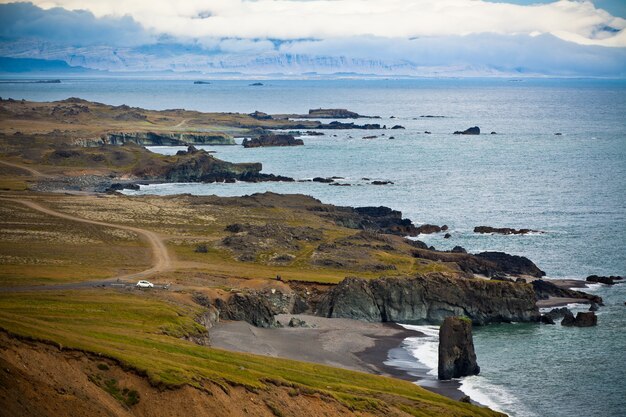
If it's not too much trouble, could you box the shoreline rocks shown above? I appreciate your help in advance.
[438,317,480,380]
[561,311,597,327]
[103,131,235,146]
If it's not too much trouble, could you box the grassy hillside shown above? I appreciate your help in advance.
[0,290,501,417]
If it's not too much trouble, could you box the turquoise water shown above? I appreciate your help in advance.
[2,78,625,416]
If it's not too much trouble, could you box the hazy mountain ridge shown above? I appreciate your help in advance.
[0,40,540,77]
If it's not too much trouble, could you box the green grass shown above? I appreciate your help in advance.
[0,290,501,416]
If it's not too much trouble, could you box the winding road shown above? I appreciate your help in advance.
[0,197,172,291]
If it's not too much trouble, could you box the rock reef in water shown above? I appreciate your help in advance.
[438,317,480,380]
[474,226,542,235]
[242,134,304,148]
[453,126,480,135]
[586,275,623,285]
[316,275,540,324]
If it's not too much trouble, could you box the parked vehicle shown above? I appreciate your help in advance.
[136,280,154,288]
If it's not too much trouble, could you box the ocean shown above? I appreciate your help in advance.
[2,77,625,416]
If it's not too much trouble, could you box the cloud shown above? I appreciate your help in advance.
[278,34,626,76]
[0,2,153,46]
[10,0,626,47]
[0,2,624,76]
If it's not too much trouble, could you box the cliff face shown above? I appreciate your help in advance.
[104,132,235,146]
[131,148,263,182]
[316,275,540,325]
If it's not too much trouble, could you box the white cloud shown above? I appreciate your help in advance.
[15,0,626,47]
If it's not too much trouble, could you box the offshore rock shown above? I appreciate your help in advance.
[586,275,623,285]
[453,126,480,135]
[438,317,480,380]
[474,226,542,235]
[242,134,304,148]
[561,311,597,327]
[316,275,540,324]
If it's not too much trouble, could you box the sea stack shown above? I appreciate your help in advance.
[438,317,480,380]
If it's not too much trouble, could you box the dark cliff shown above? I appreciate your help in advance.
[316,275,540,325]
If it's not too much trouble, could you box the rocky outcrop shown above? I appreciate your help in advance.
[213,293,277,328]
[242,134,304,148]
[561,311,597,327]
[475,252,546,277]
[324,121,382,130]
[416,224,448,234]
[474,226,542,235]
[132,147,293,183]
[307,108,362,118]
[410,249,546,278]
[316,275,540,324]
[248,110,272,120]
[103,131,235,146]
[438,317,480,380]
[532,280,603,305]
[586,275,623,285]
[453,126,480,135]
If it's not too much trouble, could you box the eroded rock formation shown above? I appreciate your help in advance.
[438,317,480,380]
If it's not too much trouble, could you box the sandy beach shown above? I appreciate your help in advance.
[210,314,466,400]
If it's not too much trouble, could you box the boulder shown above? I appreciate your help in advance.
[451,246,467,254]
[288,317,310,328]
[438,317,480,380]
[544,307,571,322]
[453,126,480,135]
[391,125,406,130]
[574,312,597,327]
[539,314,555,325]
[561,310,576,326]
[561,311,597,327]
[444,233,452,239]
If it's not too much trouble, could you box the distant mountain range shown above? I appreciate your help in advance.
[0,40,542,78]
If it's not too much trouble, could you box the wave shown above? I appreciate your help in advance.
[460,376,537,417]
[397,324,439,376]
[398,324,534,417]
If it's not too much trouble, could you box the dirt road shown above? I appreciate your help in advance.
[0,159,45,177]
[1,198,172,291]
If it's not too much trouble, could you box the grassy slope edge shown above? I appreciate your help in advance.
[0,290,502,417]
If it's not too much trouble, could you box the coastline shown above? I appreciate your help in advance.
[210,314,467,401]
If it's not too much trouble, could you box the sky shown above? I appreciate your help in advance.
[1,1,625,76]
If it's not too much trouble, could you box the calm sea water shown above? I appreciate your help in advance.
[2,78,625,416]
